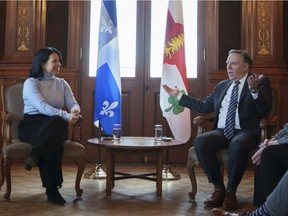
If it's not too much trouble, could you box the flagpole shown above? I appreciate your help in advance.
[161,149,181,180]
[84,125,106,180]
[83,148,107,180]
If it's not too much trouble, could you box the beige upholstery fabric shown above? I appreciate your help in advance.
[2,141,32,160]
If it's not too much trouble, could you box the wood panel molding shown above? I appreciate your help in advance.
[67,1,82,69]
[1,1,38,64]
[206,1,219,74]
[242,0,286,68]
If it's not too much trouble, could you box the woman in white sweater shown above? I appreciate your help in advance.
[18,47,80,205]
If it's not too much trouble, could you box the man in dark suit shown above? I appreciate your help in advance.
[163,49,272,210]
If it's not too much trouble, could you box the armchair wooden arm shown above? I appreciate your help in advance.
[1,111,14,144]
[68,114,82,142]
[260,116,278,141]
[193,115,214,136]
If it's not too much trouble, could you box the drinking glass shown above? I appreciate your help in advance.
[113,124,122,142]
[154,124,163,143]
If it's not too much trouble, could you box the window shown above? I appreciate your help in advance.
[89,0,197,78]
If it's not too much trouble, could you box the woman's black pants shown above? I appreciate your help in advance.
[253,145,288,206]
[18,114,68,188]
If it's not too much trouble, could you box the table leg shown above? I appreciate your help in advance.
[156,149,163,198]
[106,148,112,197]
[112,153,115,188]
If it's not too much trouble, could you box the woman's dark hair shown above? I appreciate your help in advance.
[228,49,252,70]
[29,47,62,80]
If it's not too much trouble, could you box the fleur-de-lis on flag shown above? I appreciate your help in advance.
[100,16,113,34]
[100,101,119,117]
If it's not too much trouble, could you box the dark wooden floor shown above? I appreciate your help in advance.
[0,162,256,216]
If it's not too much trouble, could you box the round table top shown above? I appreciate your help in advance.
[87,136,184,150]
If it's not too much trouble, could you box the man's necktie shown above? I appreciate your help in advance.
[224,81,240,139]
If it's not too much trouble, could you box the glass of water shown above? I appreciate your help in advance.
[113,124,122,142]
[154,124,163,143]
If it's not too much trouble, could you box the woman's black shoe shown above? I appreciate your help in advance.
[46,187,66,205]
[24,163,32,171]
[24,155,38,171]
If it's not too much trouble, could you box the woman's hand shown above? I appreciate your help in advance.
[162,85,180,97]
[252,138,279,165]
[258,138,270,148]
[69,108,80,124]
[251,147,264,165]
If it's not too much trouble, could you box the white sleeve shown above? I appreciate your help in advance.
[23,79,70,120]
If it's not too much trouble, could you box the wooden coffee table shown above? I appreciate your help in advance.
[87,137,184,197]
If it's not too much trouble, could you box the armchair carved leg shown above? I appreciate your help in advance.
[74,155,85,197]
[4,158,12,201]
[0,154,5,189]
[186,157,198,200]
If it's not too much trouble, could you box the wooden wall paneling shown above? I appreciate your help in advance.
[241,0,288,130]
[67,1,82,70]
[241,0,286,68]
[66,0,83,112]
[46,1,68,66]
[218,1,241,70]
[1,1,37,65]
[0,1,6,58]
[205,1,219,75]
[279,83,288,129]
[35,0,46,50]
[284,1,288,66]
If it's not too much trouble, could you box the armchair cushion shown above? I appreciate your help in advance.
[3,140,85,161]
[2,141,32,160]
[63,140,85,157]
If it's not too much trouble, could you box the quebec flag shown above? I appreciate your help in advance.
[94,0,122,136]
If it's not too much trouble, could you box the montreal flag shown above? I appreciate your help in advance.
[160,0,191,143]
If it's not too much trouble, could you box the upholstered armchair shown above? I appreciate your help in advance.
[0,79,85,200]
[186,88,280,200]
